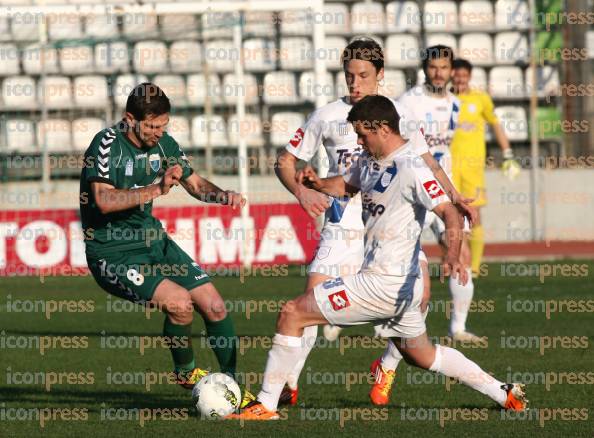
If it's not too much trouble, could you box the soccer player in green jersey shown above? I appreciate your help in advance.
[80,83,246,391]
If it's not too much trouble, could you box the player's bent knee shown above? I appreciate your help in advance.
[165,294,194,325]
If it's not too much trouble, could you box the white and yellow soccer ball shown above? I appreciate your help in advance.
[192,373,241,418]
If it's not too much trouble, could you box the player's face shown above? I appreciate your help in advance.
[452,68,471,93]
[353,123,382,158]
[344,60,383,103]
[425,57,452,91]
[130,113,170,148]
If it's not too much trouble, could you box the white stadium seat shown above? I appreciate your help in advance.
[37,119,72,153]
[323,36,348,71]
[323,3,351,35]
[469,67,488,91]
[167,115,191,148]
[5,119,37,153]
[495,0,530,29]
[490,66,524,98]
[59,46,94,75]
[385,34,419,68]
[187,73,222,106]
[204,40,235,73]
[113,74,149,108]
[494,105,528,141]
[122,13,159,40]
[425,34,458,53]
[72,118,105,152]
[458,33,494,66]
[11,17,38,42]
[299,71,334,103]
[73,75,109,108]
[85,13,119,39]
[191,115,228,148]
[48,14,83,41]
[525,65,560,97]
[0,44,20,76]
[38,76,72,109]
[169,40,202,74]
[459,1,494,30]
[22,44,60,75]
[351,2,385,34]
[423,1,458,32]
[386,1,421,33]
[494,32,528,64]
[280,37,313,70]
[380,70,407,98]
[280,10,313,36]
[222,73,259,106]
[0,18,10,42]
[160,15,199,41]
[133,41,168,74]
[2,76,36,109]
[587,30,594,59]
[153,74,187,107]
[228,114,264,147]
[201,12,238,39]
[243,39,276,72]
[94,42,130,74]
[270,112,305,146]
[244,11,275,38]
[263,72,299,105]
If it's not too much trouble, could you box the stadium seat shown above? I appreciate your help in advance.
[4,119,37,153]
[280,10,313,36]
[22,44,60,75]
[385,34,419,68]
[351,2,385,34]
[85,13,119,40]
[380,69,407,98]
[222,73,259,106]
[263,72,299,105]
[459,1,494,30]
[228,114,264,147]
[0,18,10,42]
[122,13,159,40]
[167,115,191,148]
[201,12,238,39]
[72,118,106,152]
[243,39,276,72]
[160,14,199,41]
[38,76,73,109]
[37,119,72,153]
[386,1,421,33]
[73,75,109,108]
[525,65,560,97]
[494,32,529,64]
[10,17,38,42]
[280,37,313,71]
[270,112,305,146]
[495,0,530,30]
[48,14,83,41]
[323,3,350,35]
[494,105,528,141]
[2,76,36,109]
[469,67,488,91]
[458,33,493,66]
[244,11,275,37]
[587,30,594,59]
[490,66,524,98]
[299,71,334,103]
[323,36,348,71]
[423,1,458,32]
[94,42,130,74]
[133,41,168,74]
[425,34,458,53]
[204,39,236,73]
[153,74,187,107]
[113,74,149,108]
[191,115,228,147]
[0,44,20,76]
[187,73,222,106]
[59,46,94,75]
[169,40,202,74]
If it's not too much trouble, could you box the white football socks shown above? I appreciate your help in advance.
[380,338,403,372]
[287,325,318,389]
[429,344,507,406]
[449,268,474,334]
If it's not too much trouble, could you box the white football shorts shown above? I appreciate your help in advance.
[308,223,364,278]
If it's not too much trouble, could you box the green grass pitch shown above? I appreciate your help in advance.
[1,261,593,437]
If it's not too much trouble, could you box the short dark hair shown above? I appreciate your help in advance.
[347,95,400,134]
[421,45,454,73]
[125,82,171,121]
[453,58,473,72]
[341,37,384,72]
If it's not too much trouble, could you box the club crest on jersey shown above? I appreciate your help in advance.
[423,180,445,199]
[328,290,350,311]
[290,128,304,147]
[149,153,161,172]
[338,122,349,136]
[373,163,398,193]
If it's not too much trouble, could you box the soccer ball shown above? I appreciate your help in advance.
[192,373,241,418]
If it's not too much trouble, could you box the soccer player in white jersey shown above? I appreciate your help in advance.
[274,38,475,406]
[230,95,526,420]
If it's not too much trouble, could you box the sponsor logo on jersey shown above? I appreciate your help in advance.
[149,153,161,172]
[423,180,445,199]
[362,194,386,217]
[135,153,147,160]
[328,290,350,311]
[289,128,304,147]
[336,147,362,169]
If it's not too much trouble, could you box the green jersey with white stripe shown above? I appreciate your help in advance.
[79,121,193,258]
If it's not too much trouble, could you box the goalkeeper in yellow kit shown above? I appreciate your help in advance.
[451,59,520,277]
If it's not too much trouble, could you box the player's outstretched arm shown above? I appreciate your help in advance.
[296,165,358,198]
[180,172,246,209]
[433,201,468,286]
[91,164,182,214]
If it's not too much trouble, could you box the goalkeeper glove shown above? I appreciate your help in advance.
[502,149,520,180]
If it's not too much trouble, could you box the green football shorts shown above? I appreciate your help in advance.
[87,237,211,304]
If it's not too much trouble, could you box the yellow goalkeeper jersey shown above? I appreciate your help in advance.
[450,88,498,161]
